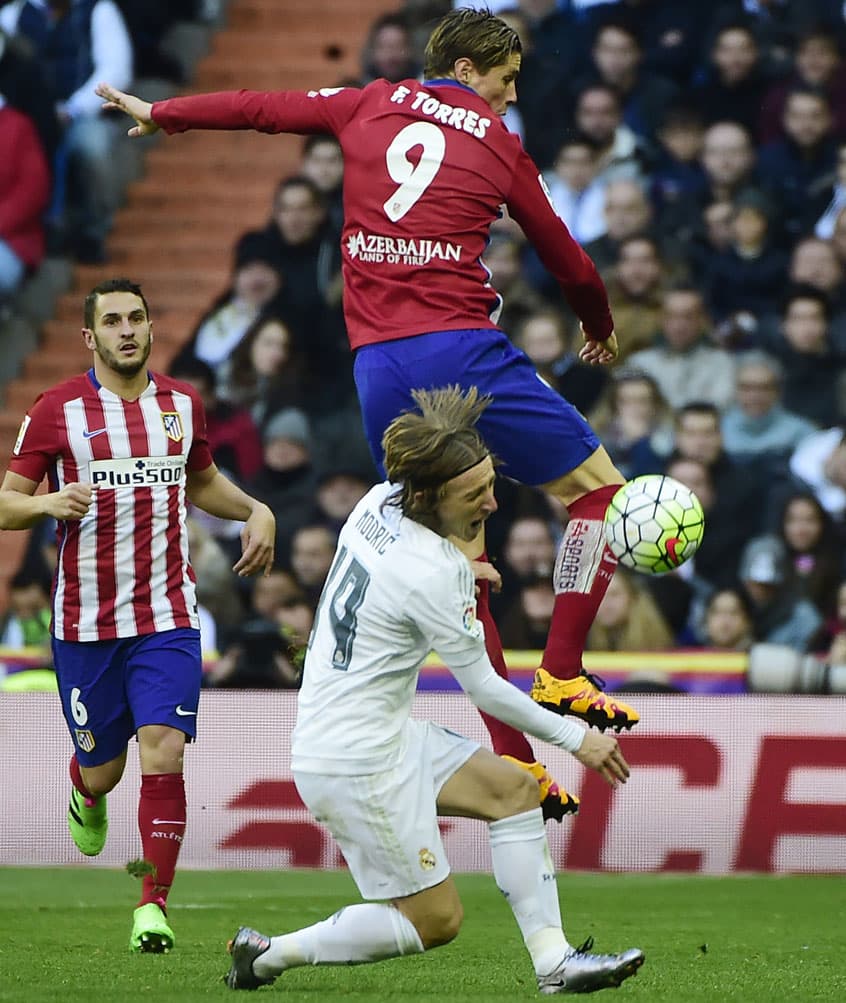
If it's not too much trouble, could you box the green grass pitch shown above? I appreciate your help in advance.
[0,869,843,1002]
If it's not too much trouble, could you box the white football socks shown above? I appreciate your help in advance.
[252,902,424,977]
[489,807,570,976]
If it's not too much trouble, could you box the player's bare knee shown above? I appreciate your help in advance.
[417,900,464,948]
[489,767,540,820]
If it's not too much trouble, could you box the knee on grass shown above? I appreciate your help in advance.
[411,900,464,949]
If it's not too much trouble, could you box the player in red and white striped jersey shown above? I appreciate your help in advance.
[0,278,276,954]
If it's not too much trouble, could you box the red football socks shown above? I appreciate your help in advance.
[475,557,536,762]
[69,754,95,801]
[138,772,186,909]
[542,486,619,681]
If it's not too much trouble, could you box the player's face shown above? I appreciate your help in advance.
[84,291,152,378]
[434,454,497,542]
[465,54,520,117]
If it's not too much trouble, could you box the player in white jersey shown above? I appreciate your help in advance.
[225,387,643,995]
[0,278,276,954]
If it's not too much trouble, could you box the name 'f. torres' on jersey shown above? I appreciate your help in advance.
[151,78,613,349]
[7,371,214,642]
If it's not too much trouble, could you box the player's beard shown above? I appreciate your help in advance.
[95,333,152,377]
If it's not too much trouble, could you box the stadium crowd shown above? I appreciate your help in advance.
[4,0,846,686]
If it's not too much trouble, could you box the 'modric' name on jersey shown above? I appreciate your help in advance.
[152,79,613,351]
[292,481,482,776]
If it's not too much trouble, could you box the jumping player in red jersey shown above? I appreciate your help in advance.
[96,7,639,816]
[0,278,276,953]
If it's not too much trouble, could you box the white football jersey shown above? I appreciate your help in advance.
[291,481,484,774]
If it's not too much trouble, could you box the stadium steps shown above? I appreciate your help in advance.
[0,0,399,604]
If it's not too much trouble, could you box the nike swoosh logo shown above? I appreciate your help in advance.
[175,705,197,716]
[82,428,107,439]
[152,818,186,826]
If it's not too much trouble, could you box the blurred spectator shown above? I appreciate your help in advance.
[721,350,818,467]
[204,571,303,689]
[709,2,846,78]
[777,490,843,618]
[582,177,654,272]
[663,455,730,599]
[0,571,51,648]
[580,19,679,141]
[358,13,419,85]
[314,469,373,535]
[603,235,667,360]
[757,85,838,239]
[482,233,548,332]
[183,238,285,372]
[490,513,558,623]
[498,573,555,651]
[705,187,789,323]
[571,83,650,185]
[789,425,846,523]
[169,356,263,485]
[543,135,607,245]
[0,27,60,165]
[591,368,674,479]
[758,286,844,428]
[650,103,707,210]
[658,121,758,252]
[239,175,344,370]
[759,27,846,143]
[248,408,320,563]
[627,286,737,411]
[185,516,243,633]
[697,587,755,651]
[0,98,50,301]
[816,578,846,659]
[512,308,609,416]
[668,403,765,585]
[494,6,573,169]
[584,1,711,86]
[290,523,337,606]
[738,535,824,652]
[692,20,772,136]
[115,0,198,82]
[786,237,846,319]
[0,0,133,263]
[586,567,675,651]
[813,141,846,238]
[217,310,306,430]
[299,133,345,236]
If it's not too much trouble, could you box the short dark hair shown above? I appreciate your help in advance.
[781,283,831,320]
[273,174,326,209]
[302,133,341,157]
[169,356,217,390]
[676,401,720,427]
[424,7,521,78]
[83,278,149,330]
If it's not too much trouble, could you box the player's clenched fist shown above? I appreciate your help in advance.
[573,730,631,787]
[46,482,94,521]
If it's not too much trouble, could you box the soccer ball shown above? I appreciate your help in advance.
[604,475,705,574]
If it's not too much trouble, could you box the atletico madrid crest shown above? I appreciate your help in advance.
[161,412,183,442]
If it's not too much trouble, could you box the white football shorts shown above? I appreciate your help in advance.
[294,718,479,900]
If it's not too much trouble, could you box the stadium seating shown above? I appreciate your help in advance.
[0,0,399,605]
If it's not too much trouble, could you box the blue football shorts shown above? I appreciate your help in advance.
[353,327,599,485]
[52,627,202,767]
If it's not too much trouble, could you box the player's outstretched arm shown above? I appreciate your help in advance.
[571,730,630,787]
[95,82,158,137]
[579,325,619,366]
[0,472,93,529]
[186,465,275,576]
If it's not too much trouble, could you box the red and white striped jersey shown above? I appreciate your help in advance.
[7,369,214,642]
